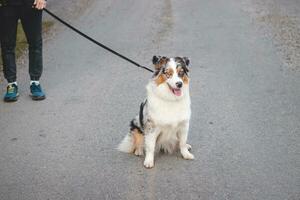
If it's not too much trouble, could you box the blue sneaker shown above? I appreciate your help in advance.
[4,83,19,102]
[30,82,46,100]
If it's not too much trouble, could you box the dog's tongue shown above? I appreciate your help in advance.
[173,88,182,96]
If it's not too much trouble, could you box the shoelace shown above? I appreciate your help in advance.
[7,85,16,94]
[31,84,41,93]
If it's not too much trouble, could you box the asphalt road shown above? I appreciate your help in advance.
[0,1,299,200]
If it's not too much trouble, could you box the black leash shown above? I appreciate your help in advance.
[43,8,154,73]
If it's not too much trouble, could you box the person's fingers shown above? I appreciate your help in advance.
[42,1,46,9]
[39,1,43,9]
[39,1,44,9]
[32,0,37,8]
[36,2,41,9]
[36,0,46,10]
[34,0,40,9]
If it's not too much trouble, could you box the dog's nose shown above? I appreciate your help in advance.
[176,82,183,88]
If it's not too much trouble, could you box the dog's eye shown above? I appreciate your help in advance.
[163,68,174,78]
[165,72,171,78]
[178,71,185,77]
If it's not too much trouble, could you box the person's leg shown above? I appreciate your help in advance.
[0,6,20,102]
[20,6,43,81]
[20,7,45,100]
[0,6,19,83]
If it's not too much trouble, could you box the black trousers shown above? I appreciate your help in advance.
[0,6,43,82]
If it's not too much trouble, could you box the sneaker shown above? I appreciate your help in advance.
[30,82,46,100]
[4,83,19,102]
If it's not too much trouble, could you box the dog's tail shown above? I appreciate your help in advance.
[117,134,135,153]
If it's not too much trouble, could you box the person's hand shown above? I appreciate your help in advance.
[33,0,46,10]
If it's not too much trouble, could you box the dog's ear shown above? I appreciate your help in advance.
[152,55,161,65]
[183,57,190,66]
[175,56,190,73]
[175,56,190,74]
[152,56,168,72]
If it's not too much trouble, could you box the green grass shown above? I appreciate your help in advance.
[0,20,53,72]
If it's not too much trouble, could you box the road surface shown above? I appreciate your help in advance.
[0,1,299,200]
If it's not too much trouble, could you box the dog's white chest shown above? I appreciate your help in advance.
[147,94,191,125]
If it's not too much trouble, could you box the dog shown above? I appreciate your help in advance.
[118,55,194,168]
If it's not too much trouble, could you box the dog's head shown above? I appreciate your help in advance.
[151,55,190,99]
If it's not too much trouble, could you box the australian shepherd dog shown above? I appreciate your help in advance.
[118,56,194,168]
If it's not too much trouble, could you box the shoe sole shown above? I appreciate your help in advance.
[4,93,19,102]
[31,95,46,101]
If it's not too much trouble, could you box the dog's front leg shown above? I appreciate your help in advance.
[178,122,194,160]
[144,128,160,168]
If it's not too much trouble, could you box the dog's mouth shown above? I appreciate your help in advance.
[168,84,182,96]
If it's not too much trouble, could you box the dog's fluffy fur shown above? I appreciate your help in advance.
[118,56,194,168]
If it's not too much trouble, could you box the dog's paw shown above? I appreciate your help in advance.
[186,144,192,151]
[144,158,154,168]
[134,148,144,156]
[182,151,195,160]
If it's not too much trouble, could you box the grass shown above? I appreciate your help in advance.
[0,20,54,72]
